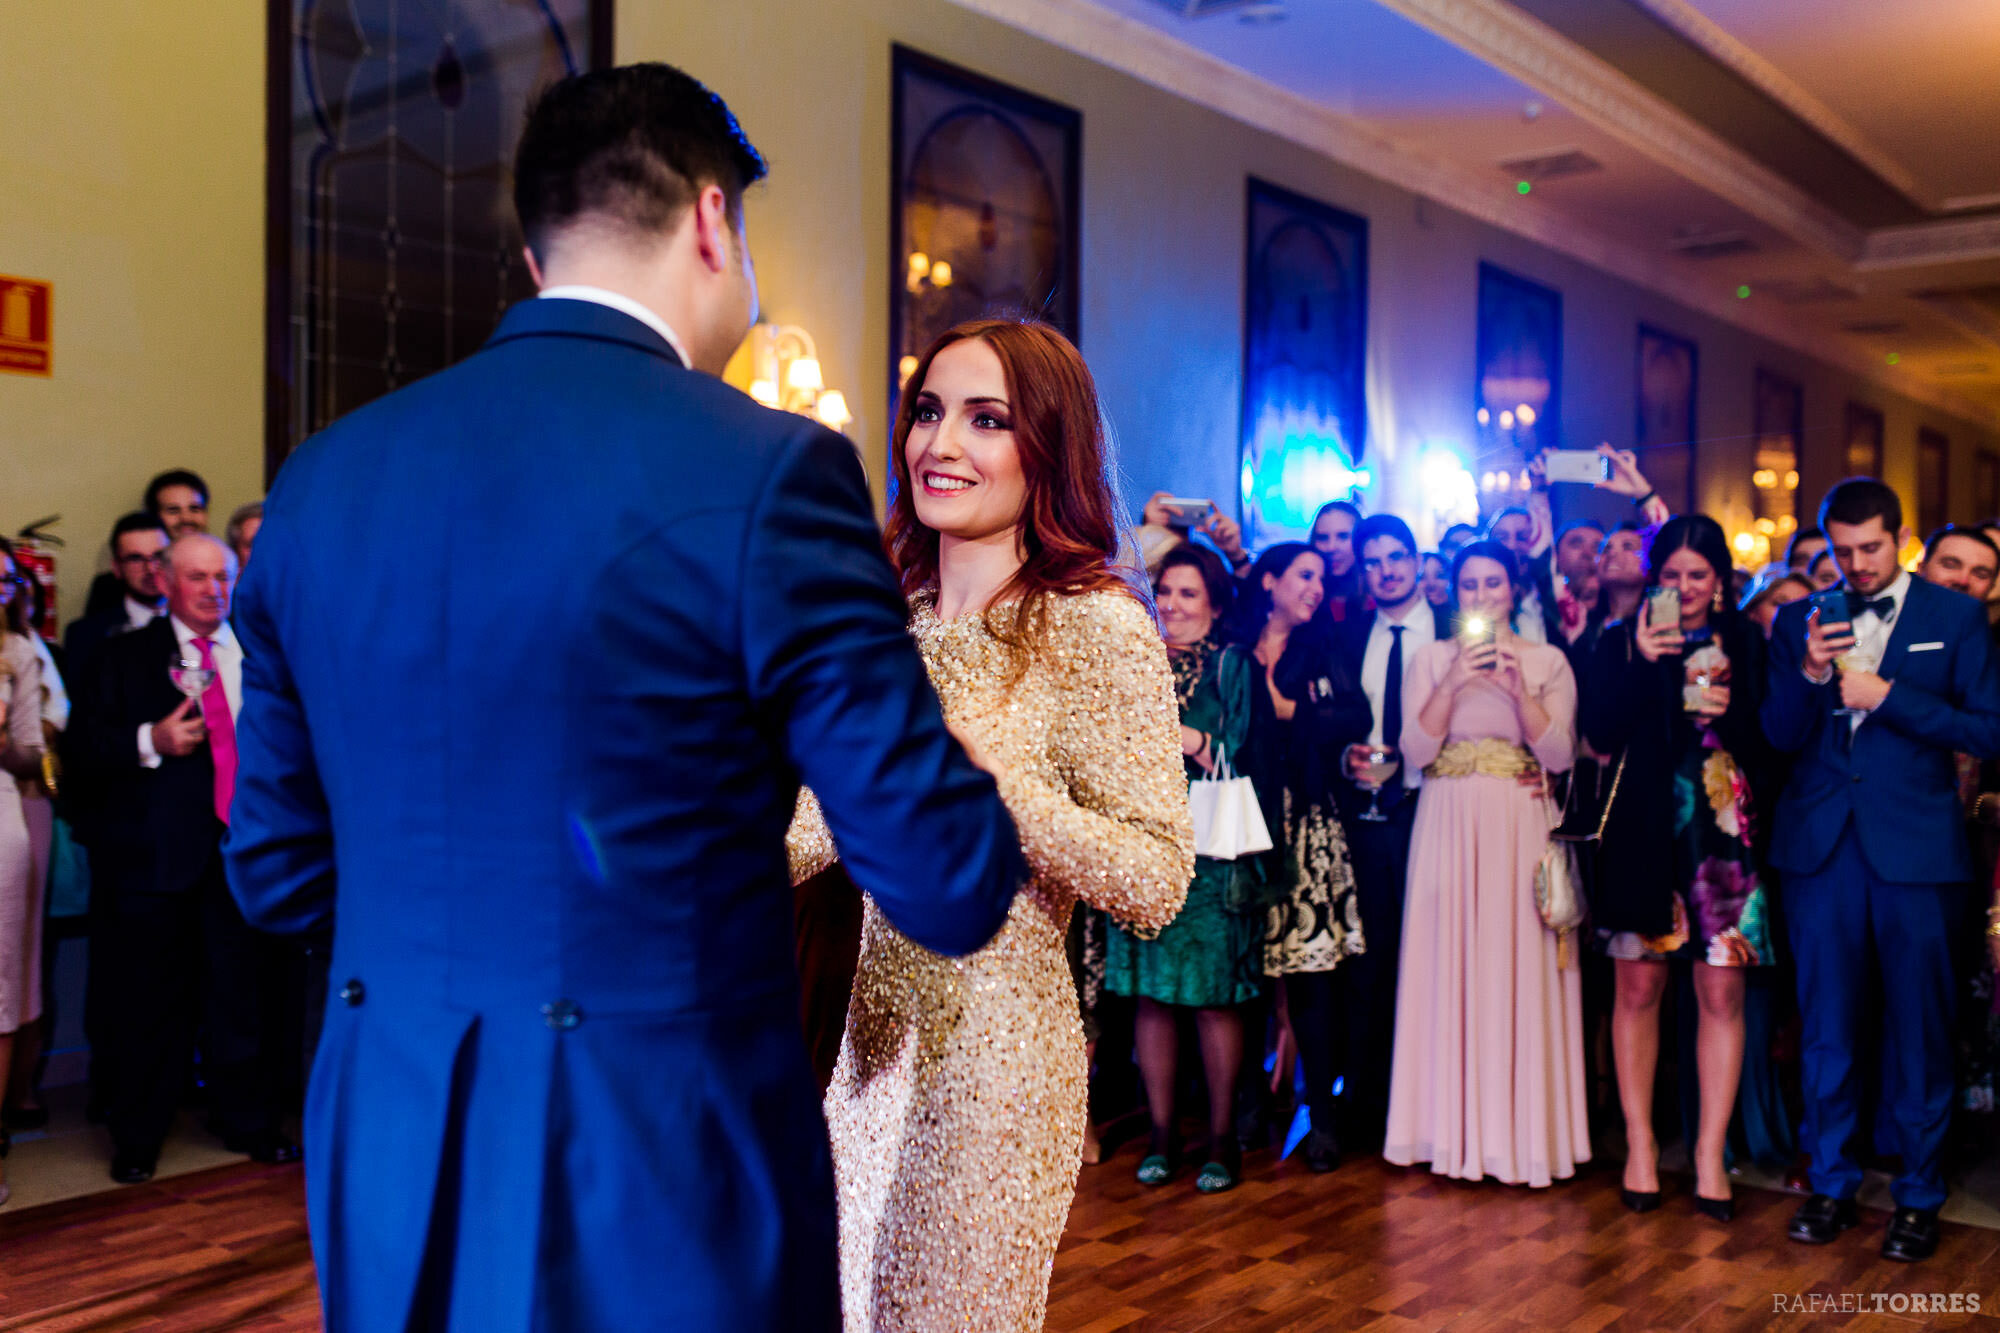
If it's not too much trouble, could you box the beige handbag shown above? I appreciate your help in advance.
[1536,754,1626,968]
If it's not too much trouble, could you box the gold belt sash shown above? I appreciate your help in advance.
[1423,738,1541,781]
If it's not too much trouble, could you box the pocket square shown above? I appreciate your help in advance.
[1907,642,1944,652]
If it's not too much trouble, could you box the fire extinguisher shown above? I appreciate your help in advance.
[13,515,62,642]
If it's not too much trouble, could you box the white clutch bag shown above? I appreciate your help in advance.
[1188,745,1273,861]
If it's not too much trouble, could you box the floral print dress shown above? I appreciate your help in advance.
[1604,652,1774,968]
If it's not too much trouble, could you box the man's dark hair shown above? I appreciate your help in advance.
[111,510,170,546]
[1819,478,1902,535]
[1784,526,1824,563]
[144,469,208,513]
[1486,506,1532,534]
[513,63,768,263]
[1557,518,1605,542]
[1353,514,1417,562]
[1923,523,2000,567]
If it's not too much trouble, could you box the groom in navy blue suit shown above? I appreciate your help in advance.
[1763,478,2000,1262]
[224,66,1026,1331]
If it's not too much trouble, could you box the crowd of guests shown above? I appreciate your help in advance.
[0,470,297,1209]
[3,454,1999,1272]
[1083,452,2000,1266]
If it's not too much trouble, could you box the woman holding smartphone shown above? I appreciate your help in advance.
[1384,541,1586,1188]
[1581,516,1775,1222]
[1237,543,1370,1173]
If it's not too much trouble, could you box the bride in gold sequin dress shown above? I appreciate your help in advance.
[790,319,1193,1332]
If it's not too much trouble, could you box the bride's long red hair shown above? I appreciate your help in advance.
[884,318,1144,670]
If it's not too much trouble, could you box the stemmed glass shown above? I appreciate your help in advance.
[1354,746,1398,823]
[169,654,215,711]
[1832,640,1879,721]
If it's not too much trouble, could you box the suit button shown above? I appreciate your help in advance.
[542,998,582,1030]
[338,979,365,1006]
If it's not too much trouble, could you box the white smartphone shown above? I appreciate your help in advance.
[1158,498,1216,529]
[1543,450,1611,485]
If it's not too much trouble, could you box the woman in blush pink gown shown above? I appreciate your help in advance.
[1384,541,1590,1188]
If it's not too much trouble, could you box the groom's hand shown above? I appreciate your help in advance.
[947,719,999,777]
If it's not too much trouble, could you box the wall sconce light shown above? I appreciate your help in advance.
[907,252,954,296]
[726,322,854,435]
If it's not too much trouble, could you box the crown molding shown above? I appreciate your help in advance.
[1859,214,2000,272]
[1369,0,1863,262]
[1625,0,1936,212]
[1915,292,2000,357]
[937,0,1998,428]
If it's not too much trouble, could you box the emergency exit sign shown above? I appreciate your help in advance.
[0,275,53,376]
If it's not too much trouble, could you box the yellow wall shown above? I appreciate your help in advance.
[0,2,264,624]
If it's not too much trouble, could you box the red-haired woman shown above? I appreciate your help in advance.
[790,318,1193,1331]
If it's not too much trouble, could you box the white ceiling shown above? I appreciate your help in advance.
[1004,0,2000,420]
[1677,0,2000,209]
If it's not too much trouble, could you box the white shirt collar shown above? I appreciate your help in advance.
[537,286,691,367]
[125,595,162,629]
[1376,595,1429,629]
[168,615,237,652]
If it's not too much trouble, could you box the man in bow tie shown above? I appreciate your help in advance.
[1763,479,2000,1262]
[71,534,299,1184]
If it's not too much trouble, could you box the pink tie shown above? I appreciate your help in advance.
[195,636,237,825]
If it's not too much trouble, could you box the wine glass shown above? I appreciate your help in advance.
[1354,746,1398,823]
[169,655,215,709]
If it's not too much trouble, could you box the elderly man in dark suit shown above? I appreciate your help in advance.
[224,63,1024,1333]
[72,533,298,1183]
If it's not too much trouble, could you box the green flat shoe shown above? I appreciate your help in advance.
[1136,1153,1173,1186]
[1195,1158,1238,1193]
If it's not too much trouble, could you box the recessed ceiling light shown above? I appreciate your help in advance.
[1522,100,1544,122]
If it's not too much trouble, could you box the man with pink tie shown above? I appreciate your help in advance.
[72,534,299,1183]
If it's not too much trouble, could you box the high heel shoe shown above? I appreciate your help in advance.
[1620,1186,1662,1213]
[1694,1193,1735,1223]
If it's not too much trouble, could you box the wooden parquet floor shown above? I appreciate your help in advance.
[1,1146,1995,1331]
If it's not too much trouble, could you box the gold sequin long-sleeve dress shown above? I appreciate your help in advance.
[790,587,1194,1333]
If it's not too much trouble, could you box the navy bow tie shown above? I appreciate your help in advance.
[1849,593,1896,620]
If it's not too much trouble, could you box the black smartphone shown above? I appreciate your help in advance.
[1806,587,1851,633]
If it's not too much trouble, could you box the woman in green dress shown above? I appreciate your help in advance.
[1106,543,1266,1193]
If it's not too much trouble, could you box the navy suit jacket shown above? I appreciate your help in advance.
[223,297,1026,1333]
[1762,575,2000,882]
